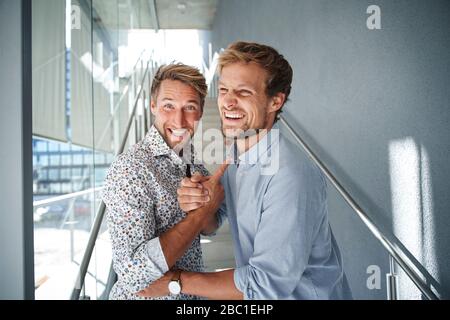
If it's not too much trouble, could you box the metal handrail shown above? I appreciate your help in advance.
[33,187,103,208]
[279,115,439,300]
[70,60,151,300]
[198,56,438,300]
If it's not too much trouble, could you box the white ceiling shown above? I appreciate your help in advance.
[92,0,218,30]
[156,0,218,29]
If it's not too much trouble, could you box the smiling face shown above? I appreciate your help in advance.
[218,62,284,139]
[151,79,202,149]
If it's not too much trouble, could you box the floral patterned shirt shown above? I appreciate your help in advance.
[102,125,209,300]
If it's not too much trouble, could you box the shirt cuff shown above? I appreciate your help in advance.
[145,237,169,275]
[234,265,253,300]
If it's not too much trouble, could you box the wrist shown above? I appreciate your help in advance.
[200,214,218,235]
[186,207,209,229]
[179,271,192,295]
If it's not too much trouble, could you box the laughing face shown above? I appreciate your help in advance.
[217,62,283,139]
[151,79,202,149]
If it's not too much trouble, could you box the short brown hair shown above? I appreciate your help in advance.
[151,63,207,109]
[218,41,293,119]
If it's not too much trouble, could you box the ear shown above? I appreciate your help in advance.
[150,100,157,115]
[267,92,286,114]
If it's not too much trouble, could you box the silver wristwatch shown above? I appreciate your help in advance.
[168,270,182,295]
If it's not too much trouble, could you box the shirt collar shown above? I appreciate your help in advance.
[143,125,196,165]
[144,125,172,157]
[237,124,280,166]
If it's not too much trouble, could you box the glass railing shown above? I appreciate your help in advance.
[71,54,155,300]
[33,187,107,299]
[31,0,155,298]
[34,49,152,299]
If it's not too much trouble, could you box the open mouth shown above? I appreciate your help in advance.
[223,111,245,121]
[168,128,189,139]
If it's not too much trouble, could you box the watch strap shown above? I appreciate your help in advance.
[172,269,182,282]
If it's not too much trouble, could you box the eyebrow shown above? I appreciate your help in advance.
[218,81,254,90]
[161,98,200,105]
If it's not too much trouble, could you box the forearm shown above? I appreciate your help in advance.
[200,211,220,236]
[180,269,243,300]
[159,211,206,268]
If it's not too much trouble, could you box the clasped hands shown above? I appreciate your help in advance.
[137,163,228,298]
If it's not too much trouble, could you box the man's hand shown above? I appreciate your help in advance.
[178,163,228,213]
[136,271,174,298]
[158,163,229,269]
[178,173,211,212]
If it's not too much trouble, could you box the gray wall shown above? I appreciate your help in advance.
[211,0,450,299]
[0,0,34,299]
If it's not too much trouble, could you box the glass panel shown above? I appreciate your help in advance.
[33,0,155,300]
[48,169,59,181]
[48,142,60,152]
[61,154,71,165]
[50,155,61,166]
[32,0,66,142]
[32,0,96,300]
[60,169,71,180]
[37,154,49,166]
[95,153,105,164]
[87,0,119,300]
[35,140,48,152]
[38,167,49,180]
[60,143,70,152]
[72,154,83,165]
[72,168,82,177]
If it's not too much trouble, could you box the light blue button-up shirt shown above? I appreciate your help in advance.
[218,125,352,300]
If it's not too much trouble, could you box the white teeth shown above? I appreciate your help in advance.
[224,112,244,119]
[171,129,187,137]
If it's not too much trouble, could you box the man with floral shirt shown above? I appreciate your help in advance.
[102,63,226,300]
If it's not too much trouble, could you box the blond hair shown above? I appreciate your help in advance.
[151,63,207,109]
[218,41,293,118]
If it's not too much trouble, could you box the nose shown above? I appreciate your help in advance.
[173,108,187,128]
[221,91,237,110]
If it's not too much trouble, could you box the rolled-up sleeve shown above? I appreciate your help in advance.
[233,163,327,299]
[102,159,169,293]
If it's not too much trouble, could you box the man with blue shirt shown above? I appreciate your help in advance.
[138,41,352,300]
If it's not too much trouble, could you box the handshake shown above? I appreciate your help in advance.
[177,163,229,233]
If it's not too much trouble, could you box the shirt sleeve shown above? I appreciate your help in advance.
[216,199,228,229]
[102,157,169,294]
[233,162,327,299]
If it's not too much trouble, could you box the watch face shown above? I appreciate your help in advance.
[168,281,181,295]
